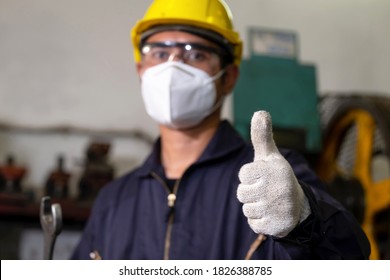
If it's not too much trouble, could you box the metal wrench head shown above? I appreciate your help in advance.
[40,196,63,260]
[40,196,62,237]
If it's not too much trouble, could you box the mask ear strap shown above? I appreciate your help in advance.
[207,92,225,118]
[210,68,226,82]
[205,68,227,116]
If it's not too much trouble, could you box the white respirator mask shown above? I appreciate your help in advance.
[140,61,225,129]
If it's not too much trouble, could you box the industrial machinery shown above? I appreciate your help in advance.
[317,94,390,260]
[233,28,322,155]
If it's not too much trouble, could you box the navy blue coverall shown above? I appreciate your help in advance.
[71,120,370,259]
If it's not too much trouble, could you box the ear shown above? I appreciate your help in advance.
[136,62,143,77]
[221,64,239,96]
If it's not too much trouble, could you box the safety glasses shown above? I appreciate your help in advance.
[140,41,222,68]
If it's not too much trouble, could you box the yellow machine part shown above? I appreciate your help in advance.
[317,109,390,260]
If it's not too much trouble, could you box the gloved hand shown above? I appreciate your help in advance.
[237,111,311,238]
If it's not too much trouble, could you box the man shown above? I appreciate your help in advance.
[71,0,370,259]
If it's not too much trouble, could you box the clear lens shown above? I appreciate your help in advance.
[141,42,221,68]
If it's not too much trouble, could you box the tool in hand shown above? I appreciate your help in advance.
[40,196,62,260]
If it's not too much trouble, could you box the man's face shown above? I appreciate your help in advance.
[136,30,238,99]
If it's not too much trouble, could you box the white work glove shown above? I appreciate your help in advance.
[237,111,311,238]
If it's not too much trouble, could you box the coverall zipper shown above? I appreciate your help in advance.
[150,172,181,260]
[150,172,265,260]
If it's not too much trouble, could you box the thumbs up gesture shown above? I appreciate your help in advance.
[237,111,311,238]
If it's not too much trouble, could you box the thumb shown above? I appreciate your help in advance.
[251,111,278,160]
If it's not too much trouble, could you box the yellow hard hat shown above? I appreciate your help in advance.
[131,0,242,65]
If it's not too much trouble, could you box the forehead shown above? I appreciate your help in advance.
[145,30,217,47]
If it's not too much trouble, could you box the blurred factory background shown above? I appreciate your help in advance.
[0,0,389,260]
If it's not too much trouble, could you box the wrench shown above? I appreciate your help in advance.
[40,196,62,260]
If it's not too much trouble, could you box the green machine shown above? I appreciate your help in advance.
[233,28,322,154]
